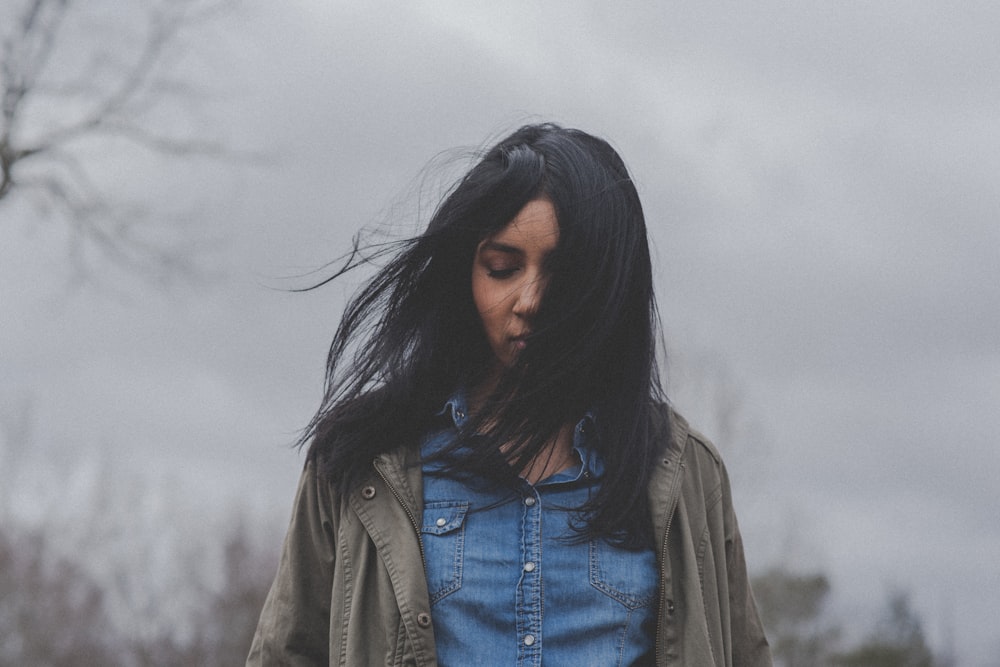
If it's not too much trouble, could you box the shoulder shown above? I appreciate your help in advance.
[307,387,417,465]
[654,402,723,466]
[674,409,724,465]
[660,405,732,511]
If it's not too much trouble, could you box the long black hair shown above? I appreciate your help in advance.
[303,123,670,548]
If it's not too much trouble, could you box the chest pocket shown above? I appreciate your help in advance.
[421,501,469,603]
[589,538,658,610]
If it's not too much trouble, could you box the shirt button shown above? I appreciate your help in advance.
[523,496,536,506]
[417,612,432,627]
[361,486,376,500]
[523,634,535,646]
[435,517,447,527]
[524,562,536,572]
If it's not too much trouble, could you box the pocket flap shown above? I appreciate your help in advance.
[422,501,469,535]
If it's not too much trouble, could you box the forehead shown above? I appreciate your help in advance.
[482,198,559,253]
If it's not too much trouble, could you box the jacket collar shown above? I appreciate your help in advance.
[647,406,691,548]
[373,442,424,521]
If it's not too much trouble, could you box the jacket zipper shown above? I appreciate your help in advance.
[374,460,426,567]
[654,459,684,666]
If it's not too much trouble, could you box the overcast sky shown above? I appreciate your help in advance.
[2,1,998,663]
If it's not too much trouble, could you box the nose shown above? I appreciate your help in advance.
[512,276,544,319]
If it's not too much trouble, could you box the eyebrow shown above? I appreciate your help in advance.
[479,240,524,256]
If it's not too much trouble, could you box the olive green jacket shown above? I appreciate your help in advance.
[247,410,772,666]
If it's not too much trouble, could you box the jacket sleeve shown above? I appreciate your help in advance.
[721,464,773,667]
[247,460,337,666]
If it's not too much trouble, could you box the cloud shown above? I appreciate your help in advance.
[5,0,998,661]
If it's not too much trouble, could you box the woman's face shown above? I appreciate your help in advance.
[471,198,559,375]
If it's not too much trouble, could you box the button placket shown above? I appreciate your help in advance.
[516,489,542,663]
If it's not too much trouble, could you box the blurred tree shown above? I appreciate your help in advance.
[0,0,241,282]
[0,517,277,666]
[834,591,939,667]
[1,401,277,664]
[122,518,276,665]
[0,525,117,665]
[185,518,277,664]
[753,567,841,667]
[210,520,276,660]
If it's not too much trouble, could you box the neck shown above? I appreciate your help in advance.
[468,375,579,484]
[516,422,577,484]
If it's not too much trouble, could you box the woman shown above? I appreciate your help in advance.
[248,124,772,666]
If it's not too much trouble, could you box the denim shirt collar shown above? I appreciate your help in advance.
[436,392,603,483]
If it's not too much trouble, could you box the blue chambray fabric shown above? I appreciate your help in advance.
[421,394,657,667]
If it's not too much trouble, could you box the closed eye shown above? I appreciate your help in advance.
[487,267,518,279]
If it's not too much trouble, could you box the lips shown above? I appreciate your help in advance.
[509,332,530,350]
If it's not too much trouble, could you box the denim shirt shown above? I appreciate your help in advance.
[420,395,658,667]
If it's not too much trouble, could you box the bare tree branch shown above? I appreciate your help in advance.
[1,0,69,140]
[0,0,245,284]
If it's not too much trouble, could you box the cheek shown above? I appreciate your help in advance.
[471,278,508,334]
[471,274,498,315]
